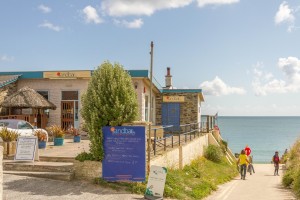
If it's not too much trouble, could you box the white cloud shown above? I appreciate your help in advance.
[83,5,103,24]
[39,21,62,32]
[0,55,14,62]
[113,18,143,28]
[38,4,51,13]
[197,0,239,7]
[101,0,193,17]
[252,57,300,96]
[200,76,246,96]
[275,1,295,25]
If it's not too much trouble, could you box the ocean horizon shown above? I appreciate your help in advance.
[215,116,300,163]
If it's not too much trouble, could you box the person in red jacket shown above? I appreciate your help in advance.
[245,145,251,156]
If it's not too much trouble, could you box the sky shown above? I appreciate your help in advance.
[1,0,300,116]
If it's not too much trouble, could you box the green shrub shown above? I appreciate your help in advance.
[292,169,300,197]
[75,152,96,162]
[81,61,139,161]
[204,145,223,163]
[282,170,294,187]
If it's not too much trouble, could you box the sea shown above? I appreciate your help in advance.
[216,116,300,163]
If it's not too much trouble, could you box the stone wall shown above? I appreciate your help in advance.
[0,82,17,114]
[0,146,3,200]
[155,92,200,126]
[73,160,102,181]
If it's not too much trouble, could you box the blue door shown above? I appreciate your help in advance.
[162,103,180,132]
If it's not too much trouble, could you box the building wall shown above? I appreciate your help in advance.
[17,79,89,126]
[155,92,201,126]
[132,78,158,124]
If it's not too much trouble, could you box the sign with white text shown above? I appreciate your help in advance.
[14,136,38,161]
[102,126,146,182]
[145,165,168,199]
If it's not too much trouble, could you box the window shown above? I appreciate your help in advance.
[62,91,78,100]
[37,91,50,117]
[37,91,49,100]
[18,121,33,129]
[145,95,149,121]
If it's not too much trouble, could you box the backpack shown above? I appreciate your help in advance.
[273,155,279,163]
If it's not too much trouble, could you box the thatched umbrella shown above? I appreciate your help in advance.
[0,86,57,128]
[0,86,56,110]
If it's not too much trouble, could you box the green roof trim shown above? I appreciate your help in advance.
[162,89,202,93]
[0,71,44,79]
[0,70,149,79]
[127,70,149,77]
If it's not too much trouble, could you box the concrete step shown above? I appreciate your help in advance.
[39,156,76,163]
[3,160,74,173]
[4,170,74,181]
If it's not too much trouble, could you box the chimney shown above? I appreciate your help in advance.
[165,67,172,89]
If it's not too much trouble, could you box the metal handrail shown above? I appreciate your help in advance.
[151,122,203,155]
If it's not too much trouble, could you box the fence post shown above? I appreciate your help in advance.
[172,136,174,148]
[164,138,166,151]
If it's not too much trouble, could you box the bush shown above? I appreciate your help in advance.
[81,61,138,161]
[75,152,96,162]
[204,145,223,163]
[282,170,294,187]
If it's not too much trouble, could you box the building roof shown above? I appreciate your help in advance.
[162,89,205,102]
[0,75,20,88]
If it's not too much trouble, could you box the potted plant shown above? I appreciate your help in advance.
[0,127,19,156]
[67,126,81,143]
[46,125,65,146]
[34,129,47,149]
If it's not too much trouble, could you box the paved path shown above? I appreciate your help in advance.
[205,164,296,200]
[3,174,144,200]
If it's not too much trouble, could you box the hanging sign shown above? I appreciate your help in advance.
[163,96,185,102]
[14,136,39,162]
[144,165,168,199]
[102,126,146,182]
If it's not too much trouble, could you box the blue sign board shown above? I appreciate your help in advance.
[102,126,146,182]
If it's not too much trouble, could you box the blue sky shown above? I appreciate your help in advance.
[1,0,300,116]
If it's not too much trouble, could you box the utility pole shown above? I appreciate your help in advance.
[147,41,154,173]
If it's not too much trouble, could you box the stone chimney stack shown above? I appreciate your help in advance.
[165,67,172,89]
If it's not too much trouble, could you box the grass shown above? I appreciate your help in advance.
[282,139,300,198]
[95,156,238,199]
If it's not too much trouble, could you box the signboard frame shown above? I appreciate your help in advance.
[14,136,39,162]
[102,126,146,182]
[144,165,168,200]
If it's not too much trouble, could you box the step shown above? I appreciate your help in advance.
[4,170,74,181]
[39,156,76,163]
[3,160,74,173]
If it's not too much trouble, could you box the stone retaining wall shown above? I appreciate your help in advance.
[0,146,3,200]
[150,134,208,169]
[73,160,102,181]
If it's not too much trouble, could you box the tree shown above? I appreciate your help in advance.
[81,61,138,161]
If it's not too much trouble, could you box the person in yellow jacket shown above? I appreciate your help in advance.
[237,149,250,180]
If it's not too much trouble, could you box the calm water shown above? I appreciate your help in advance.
[216,116,300,163]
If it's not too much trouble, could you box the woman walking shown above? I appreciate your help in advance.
[237,149,250,180]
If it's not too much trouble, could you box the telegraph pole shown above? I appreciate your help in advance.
[147,41,154,173]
